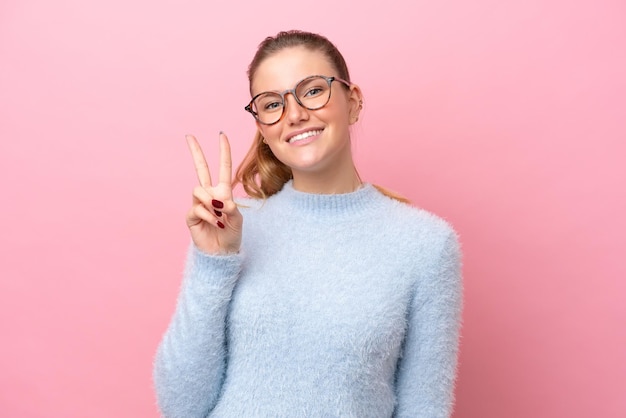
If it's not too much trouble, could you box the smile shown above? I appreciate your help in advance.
[287,129,323,144]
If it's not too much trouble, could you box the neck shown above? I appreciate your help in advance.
[291,164,362,194]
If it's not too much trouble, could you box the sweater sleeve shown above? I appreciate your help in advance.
[153,245,243,418]
[394,231,463,418]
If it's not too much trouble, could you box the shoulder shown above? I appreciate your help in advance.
[372,189,461,264]
[375,193,462,300]
[376,190,457,240]
[234,196,272,233]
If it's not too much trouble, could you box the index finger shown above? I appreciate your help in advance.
[218,132,232,186]
[186,134,212,188]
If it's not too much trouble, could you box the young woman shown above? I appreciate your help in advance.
[154,30,462,418]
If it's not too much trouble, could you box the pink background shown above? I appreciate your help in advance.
[1,0,624,417]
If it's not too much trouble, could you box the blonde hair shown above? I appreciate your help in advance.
[233,30,409,204]
[235,130,291,199]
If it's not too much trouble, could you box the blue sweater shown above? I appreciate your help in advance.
[154,182,462,417]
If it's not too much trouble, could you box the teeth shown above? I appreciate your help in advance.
[288,130,322,143]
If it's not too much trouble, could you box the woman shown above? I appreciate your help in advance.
[154,30,462,417]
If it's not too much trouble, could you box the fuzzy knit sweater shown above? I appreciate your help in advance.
[153,181,462,418]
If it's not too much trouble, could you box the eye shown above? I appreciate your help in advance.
[303,87,324,97]
[264,101,282,111]
[254,93,283,113]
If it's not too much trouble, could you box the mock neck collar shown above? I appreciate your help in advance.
[269,180,382,217]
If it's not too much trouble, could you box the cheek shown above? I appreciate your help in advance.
[259,125,281,142]
[323,105,351,129]
[326,95,352,121]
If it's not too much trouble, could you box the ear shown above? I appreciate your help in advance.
[347,84,364,125]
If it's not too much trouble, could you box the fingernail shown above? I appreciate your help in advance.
[214,210,222,217]
[212,199,224,209]
[217,221,225,229]
[219,131,224,135]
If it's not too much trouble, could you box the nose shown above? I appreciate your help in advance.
[283,93,309,125]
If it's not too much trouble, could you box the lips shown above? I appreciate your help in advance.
[286,129,323,144]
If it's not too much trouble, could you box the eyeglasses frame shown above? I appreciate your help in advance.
[244,75,351,126]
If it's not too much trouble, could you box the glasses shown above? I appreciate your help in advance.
[244,75,351,125]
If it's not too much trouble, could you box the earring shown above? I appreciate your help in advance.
[358,100,363,110]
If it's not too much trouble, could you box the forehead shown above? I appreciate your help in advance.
[251,47,336,94]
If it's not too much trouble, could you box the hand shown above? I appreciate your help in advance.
[185,133,242,254]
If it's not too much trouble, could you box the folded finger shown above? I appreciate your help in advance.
[188,204,223,229]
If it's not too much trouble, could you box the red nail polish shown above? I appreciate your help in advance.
[216,221,225,229]
[214,210,222,217]
[212,199,224,209]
